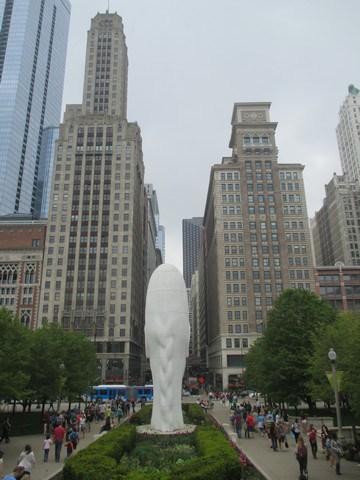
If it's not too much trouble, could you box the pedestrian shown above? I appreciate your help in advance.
[234,411,243,438]
[269,422,278,451]
[0,417,11,443]
[69,428,79,450]
[330,432,342,476]
[2,466,25,480]
[43,434,52,463]
[246,413,255,439]
[257,412,265,437]
[65,439,74,458]
[321,424,330,452]
[295,436,308,480]
[79,414,86,439]
[291,418,301,443]
[307,424,318,459]
[116,405,123,424]
[0,450,4,477]
[17,444,36,479]
[53,422,66,463]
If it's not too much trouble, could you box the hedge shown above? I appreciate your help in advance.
[62,406,246,480]
[62,424,136,480]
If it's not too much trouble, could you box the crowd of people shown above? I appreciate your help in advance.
[210,391,348,478]
[0,397,141,479]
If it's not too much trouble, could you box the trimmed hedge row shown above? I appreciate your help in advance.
[63,406,244,480]
[62,424,136,480]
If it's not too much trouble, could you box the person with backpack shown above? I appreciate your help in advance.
[307,424,318,459]
[295,436,308,480]
[330,432,342,476]
[291,419,301,444]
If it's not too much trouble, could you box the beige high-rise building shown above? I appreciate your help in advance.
[38,12,145,384]
[312,174,360,266]
[336,85,360,182]
[203,103,315,390]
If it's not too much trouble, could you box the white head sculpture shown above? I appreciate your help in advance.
[145,264,190,432]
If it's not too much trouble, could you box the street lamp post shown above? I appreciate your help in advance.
[328,348,343,438]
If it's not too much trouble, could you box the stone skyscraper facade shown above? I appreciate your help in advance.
[0,0,71,216]
[39,12,145,384]
[336,85,360,182]
[203,103,315,390]
[182,217,203,288]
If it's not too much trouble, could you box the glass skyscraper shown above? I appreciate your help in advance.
[34,126,59,218]
[0,0,71,216]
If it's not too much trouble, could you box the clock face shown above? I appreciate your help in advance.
[250,112,258,120]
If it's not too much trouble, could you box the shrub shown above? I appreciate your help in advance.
[129,405,152,425]
[63,424,136,480]
[183,404,210,425]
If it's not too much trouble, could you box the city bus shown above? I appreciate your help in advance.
[89,384,153,402]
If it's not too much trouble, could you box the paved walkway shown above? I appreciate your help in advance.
[210,401,360,480]
[0,413,134,480]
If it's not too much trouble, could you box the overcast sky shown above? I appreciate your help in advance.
[62,0,360,272]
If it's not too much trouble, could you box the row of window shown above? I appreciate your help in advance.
[228,324,249,334]
[226,311,248,321]
[226,338,249,349]
[245,160,272,171]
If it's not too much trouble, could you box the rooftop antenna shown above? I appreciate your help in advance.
[107,0,110,13]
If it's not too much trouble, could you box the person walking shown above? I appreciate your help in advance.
[291,419,301,444]
[295,436,308,480]
[53,423,66,463]
[42,434,52,463]
[330,432,343,476]
[0,418,11,443]
[234,411,243,439]
[269,422,278,451]
[17,444,36,479]
[308,424,318,459]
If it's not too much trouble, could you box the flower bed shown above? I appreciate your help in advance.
[62,405,262,480]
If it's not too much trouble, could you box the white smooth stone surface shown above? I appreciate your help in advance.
[145,264,190,432]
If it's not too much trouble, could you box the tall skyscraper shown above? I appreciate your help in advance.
[202,103,315,390]
[39,12,145,384]
[0,0,71,216]
[182,217,203,288]
[336,84,360,182]
[34,126,59,218]
[311,173,360,266]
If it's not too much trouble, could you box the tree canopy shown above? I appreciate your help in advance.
[0,308,97,405]
[245,289,336,405]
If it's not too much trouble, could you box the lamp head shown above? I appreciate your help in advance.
[328,348,337,362]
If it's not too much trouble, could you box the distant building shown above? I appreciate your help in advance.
[156,225,165,262]
[315,265,360,310]
[202,102,315,390]
[182,217,203,288]
[145,184,163,286]
[190,271,201,363]
[0,0,71,215]
[34,127,59,218]
[312,174,360,266]
[0,216,46,328]
[336,85,360,183]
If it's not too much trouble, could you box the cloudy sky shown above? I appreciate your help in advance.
[62,0,360,272]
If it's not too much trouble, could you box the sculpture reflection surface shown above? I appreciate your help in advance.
[145,264,190,432]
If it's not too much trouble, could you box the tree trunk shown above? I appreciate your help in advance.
[12,399,16,416]
[41,401,46,415]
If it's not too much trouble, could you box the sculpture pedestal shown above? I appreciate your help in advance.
[136,424,196,436]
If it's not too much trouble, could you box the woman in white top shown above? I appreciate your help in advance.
[18,444,36,478]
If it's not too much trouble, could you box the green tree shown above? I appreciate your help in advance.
[243,336,268,394]
[0,308,31,401]
[61,330,97,403]
[258,289,335,405]
[27,325,68,407]
[308,312,360,414]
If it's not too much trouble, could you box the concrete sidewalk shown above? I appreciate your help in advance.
[210,401,360,480]
[0,414,133,480]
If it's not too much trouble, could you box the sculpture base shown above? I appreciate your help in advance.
[136,424,196,435]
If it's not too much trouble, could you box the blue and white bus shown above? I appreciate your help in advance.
[90,384,153,402]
